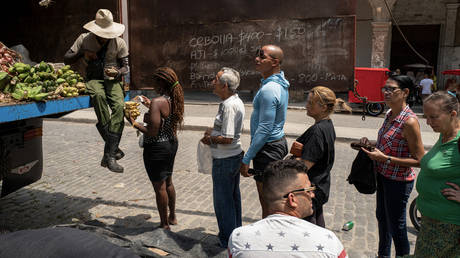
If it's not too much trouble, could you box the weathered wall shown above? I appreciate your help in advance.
[128,0,357,92]
[361,0,460,89]
[392,0,446,25]
[356,0,373,67]
[442,3,460,73]
[391,0,460,88]
[1,0,120,63]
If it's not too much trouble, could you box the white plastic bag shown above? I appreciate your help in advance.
[197,141,213,174]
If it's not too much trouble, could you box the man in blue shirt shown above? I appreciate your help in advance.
[240,44,289,218]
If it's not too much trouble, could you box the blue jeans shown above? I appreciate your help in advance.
[212,152,243,248]
[376,173,414,257]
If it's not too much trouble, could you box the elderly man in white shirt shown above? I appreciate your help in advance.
[201,67,245,248]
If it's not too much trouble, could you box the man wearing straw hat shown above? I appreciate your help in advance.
[64,9,129,173]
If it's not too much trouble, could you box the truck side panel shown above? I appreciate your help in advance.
[0,96,91,124]
[1,118,43,197]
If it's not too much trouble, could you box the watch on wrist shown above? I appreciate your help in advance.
[385,156,391,164]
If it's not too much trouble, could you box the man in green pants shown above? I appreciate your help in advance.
[64,9,129,173]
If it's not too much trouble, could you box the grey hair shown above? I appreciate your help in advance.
[424,91,459,116]
[219,67,240,93]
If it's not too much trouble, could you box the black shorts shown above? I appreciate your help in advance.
[253,137,288,182]
[143,139,178,182]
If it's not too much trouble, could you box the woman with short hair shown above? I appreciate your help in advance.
[201,67,245,248]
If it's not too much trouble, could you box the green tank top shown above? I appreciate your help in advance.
[416,130,460,225]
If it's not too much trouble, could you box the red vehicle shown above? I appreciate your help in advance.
[442,69,460,93]
[348,67,390,116]
[442,69,460,76]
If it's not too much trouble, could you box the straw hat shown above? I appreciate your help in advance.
[83,9,125,39]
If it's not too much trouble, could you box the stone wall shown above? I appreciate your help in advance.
[356,0,374,67]
[392,0,446,25]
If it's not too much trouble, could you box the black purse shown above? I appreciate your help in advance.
[347,149,376,194]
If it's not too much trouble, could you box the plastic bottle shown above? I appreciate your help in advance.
[342,221,354,231]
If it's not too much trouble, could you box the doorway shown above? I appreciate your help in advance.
[390,25,441,73]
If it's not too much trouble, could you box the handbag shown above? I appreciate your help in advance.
[347,149,376,194]
[289,141,303,157]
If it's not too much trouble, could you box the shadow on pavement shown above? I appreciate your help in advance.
[0,188,230,257]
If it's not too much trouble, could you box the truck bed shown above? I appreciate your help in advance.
[0,96,91,124]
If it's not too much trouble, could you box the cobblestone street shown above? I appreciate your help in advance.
[0,120,418,257]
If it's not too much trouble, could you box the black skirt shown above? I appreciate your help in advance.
[143,138,178,182]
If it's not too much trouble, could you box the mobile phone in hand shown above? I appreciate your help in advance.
[350,142,374,151]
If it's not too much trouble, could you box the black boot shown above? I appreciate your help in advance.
[96,123,109,167]
[105,132,124,173]
[96,123,124,168]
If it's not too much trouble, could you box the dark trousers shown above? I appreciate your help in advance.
[376,173,414,257]
[86,79,125,134]
[212,152,243,247]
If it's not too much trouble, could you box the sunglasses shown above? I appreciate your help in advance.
[256,48,277,60]
[283,185,316,198]
[381,86,400,93]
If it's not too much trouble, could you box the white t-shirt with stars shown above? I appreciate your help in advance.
[228,214,347,258]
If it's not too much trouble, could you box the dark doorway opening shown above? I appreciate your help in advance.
[390,25,440,74]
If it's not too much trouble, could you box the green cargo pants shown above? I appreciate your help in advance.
[86,80,125,134]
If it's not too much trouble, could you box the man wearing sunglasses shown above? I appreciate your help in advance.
[229,160,347,257]
[240,45,290,218]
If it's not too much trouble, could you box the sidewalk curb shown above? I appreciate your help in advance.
[186,102,426,117]
[185,101,306,110]
[49,117,433,150]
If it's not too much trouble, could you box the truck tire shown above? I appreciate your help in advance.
[366,103,384,116]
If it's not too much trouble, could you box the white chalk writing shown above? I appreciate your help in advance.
[189,34,233,48]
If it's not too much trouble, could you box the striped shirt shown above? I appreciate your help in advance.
[375,105,417,181]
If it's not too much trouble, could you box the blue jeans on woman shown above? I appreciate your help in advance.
[212,152,243,248]
[376,173,414,257]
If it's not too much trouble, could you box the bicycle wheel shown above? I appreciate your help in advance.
[409,197,421,231]
[365,103,385,116]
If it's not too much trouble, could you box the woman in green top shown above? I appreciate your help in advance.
[414,91,460,257]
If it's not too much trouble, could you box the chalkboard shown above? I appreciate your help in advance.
[130,16,355,92]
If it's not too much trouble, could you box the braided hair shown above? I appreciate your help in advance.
[153,67,184,134]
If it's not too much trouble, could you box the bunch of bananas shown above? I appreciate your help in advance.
[124,101,141,120]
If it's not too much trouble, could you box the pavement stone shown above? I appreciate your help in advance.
[0,120,421,257]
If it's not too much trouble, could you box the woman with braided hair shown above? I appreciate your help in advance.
[127,67,184,229]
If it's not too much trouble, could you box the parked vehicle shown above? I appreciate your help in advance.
[348,67,390,117]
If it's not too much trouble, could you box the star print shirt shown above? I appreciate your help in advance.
[228,214,347,258]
